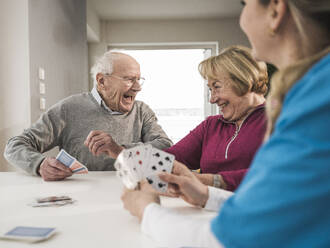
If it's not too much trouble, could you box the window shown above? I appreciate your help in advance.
[109,45,218,143]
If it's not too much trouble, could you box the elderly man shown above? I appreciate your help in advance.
[4,52,172,181]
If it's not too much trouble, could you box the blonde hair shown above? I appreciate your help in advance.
[262,0,330,139]
[199,46,268,96]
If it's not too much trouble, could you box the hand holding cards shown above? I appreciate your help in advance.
[114,145,175,193]
[56,149,88,174]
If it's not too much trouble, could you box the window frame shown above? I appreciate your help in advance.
[107,42,219,118]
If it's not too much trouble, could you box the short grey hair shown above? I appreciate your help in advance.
[90,51,121,87]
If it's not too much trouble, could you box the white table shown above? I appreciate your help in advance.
[0,171,216,247]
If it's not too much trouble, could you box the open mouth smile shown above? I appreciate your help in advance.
[219,102,228,109]
[122,94,134,104]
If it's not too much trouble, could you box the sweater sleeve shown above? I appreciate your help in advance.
[123,103,173,150]
[4,102,66,175]
[165,119,207,170]
[219,169,248,191]
[141,203,224,248]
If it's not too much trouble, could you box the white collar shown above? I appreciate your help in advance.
[91,87,123,115]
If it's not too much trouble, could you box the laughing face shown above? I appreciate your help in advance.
[97,55,141,113]
[208,70,254,123]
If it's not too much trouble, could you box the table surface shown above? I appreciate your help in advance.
[0,171,216,247]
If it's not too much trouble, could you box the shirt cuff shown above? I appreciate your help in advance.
[204,186,234,211]
[141,203,159,235]
[141,202,224,248]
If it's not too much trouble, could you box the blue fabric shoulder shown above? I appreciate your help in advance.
[211,53,330,248]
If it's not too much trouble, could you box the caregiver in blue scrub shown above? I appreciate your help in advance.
[121,0,330,247]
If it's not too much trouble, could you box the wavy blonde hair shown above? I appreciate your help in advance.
[261,0,330,139]
[199,46,268,96]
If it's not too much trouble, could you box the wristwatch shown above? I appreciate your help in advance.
[213,174,222,188]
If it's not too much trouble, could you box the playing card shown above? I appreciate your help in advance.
[114,152,138,189]
[125,144,152,181]
[145,147,175,177]
[114,145,175,192]
[146,174,169,193]
[29,195,75,207]
[56,149,88,174]
[36,196,71,203]
[115,164,136,189]
[71,161,88,174]
[56,149,75,167]
[144,148,174,192]
[30,200,75,207]
[0,226,56,242]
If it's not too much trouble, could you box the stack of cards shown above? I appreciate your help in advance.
[29,196,75,207]
[56,149,88,174]
[114,145,175,193]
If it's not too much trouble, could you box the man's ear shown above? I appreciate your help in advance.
[268,0,289,33]
[96,73,105,88]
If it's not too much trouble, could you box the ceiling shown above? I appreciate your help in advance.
[87,0,243,20]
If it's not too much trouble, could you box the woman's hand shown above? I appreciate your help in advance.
[194,173,227,189]
[193,173,214,186]
[159,161,209,208]
[121,188,160,222]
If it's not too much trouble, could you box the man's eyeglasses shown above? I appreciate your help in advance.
[104,74,145,87]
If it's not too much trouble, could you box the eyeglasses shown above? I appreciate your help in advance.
[104,74,145,87]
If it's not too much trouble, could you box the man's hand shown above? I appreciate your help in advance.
[159,161,209,208]
[121,188,160,222]
[84,130,124,158]
[39,157,73,181]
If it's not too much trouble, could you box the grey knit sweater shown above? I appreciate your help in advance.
[4,92,172,175]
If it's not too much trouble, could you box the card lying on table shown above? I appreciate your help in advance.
[29,195,75,207]
[56,149,88,174]
[114,145,175,193]
[0,226,56,242]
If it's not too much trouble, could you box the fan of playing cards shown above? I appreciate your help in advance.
[114,145,175,193]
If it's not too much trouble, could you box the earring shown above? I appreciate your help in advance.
[271,10,277,18]
[268,28,276,37]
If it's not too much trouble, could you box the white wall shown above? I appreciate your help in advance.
[29,0,89,123]
[88,18,249,88]
[87,0,100,42]
[103,18,249,46]
[0,0,88,171]
[0,0,31,172]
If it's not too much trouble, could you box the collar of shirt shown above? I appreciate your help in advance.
[91,87,123,115]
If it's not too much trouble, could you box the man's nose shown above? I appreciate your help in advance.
[131,86,141,93]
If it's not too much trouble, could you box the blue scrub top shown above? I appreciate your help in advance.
[212,53,330,248]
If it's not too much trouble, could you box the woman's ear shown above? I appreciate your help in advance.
[268,0,289,33]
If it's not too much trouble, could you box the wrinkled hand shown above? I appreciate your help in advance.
[84,130,124,158]
[39,157,73,181]
[159,161,209,207]
[121,188,160,222]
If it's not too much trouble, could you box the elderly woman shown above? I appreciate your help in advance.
[122,0,330,247]
[166,45,268,191]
